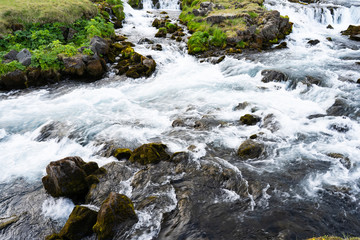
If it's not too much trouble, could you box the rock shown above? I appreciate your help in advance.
[128,0,143,9]
[90,36,110,56]
[151,44,163,51]
[304,76,322,86]
[261,69,287,83]
[16,49,31,66]
[233,102,249,110]
[129,143,170,165]
[350,34,360,41]
[259,11,292,43]
[326,98,352,117]
[62,55,86,77]
[275,42,287,49]
[0,70,27,90]
[93,192,138,240]
[113,148,132,160]
[155,27,167,38]
[26,68,60,87]
[3,50,18,62]
[327,24,334,29]
[42,156,99,203]
[341,25,360,36]
[262,114,280,132]
[35,121,69,142]
[307,39,320,46]
[172,119,186,127]
[326,37,332,41]
[237,139,265,160]
[86,57,106,79]
[0,215,19,230]
[138,38,154,44]
[329,123,350,133]
[240,114,261,125]
[48,206,97,240]
[327,153,351,169]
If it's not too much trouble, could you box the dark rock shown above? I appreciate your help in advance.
[86,58,106,79]
[261,69,287,83]
[129,143,170,165]
[35,121,68,142]
[26,68,60,87]
[350,34,360,41]
[90,36,110,56]
[262,113,280,132]
[48,206,97,240]
[275,42,287,49]
[172,119,186,127]
[16,49,31,66]
[240,114,261,125]
[233,102,249,110]
[259,10,292,43]
[0,70,27,90]
[3,50,18,62]
[155,27,167,38]
[326,37,332,41]
[138,38,154,44]
[329,123,350,133]
[326,98,354,117]
[307,114,326,119]
[327,24,334,29]
[93,192,138,240]
[42,156,99,203]
[307,39,320,46]
[341,25,360,36]
[237,139,264,160]
[151,44,163,51]
[304,76,322,86]
[113,148,132,160]
[170,152,189,163]
[62,55,86,77]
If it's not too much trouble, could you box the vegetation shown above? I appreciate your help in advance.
[307,237,360,240]
[0,0,123,76]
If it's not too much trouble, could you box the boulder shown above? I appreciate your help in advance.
[113,148,132,160]
[129,143,170,165]
[155,27,167,38]
[42,156,99,203]
[46,206,97,240]
[16,49,32,66]
[151,44,163,51]
[261,69,287,83]
[86,58,106,79]
[3,50,18,62]
[237,139,264,160]
[90,36,110,56]
[62,55,86,77]
[307,39,320,46]
[0,70,27,90]
[240,114,261,125]
[93,192,138,240]
[326,98,352,117]
[341,25,360,36]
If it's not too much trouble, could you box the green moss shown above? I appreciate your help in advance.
[0,60,26,75]
[248,11,258,18]
[121,46,134,59]
[128,0,142,9]
[165,22,177,34]
[45,233,63,240]
[269,38,278,44]
[129,143,170,165]
[188,31,209,54]
[236,40,248,49]
[113,148,132,160]
[240,114,261,125]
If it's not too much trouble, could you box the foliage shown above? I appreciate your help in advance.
[85,17,115,38]
[247,11,258,18]
[209,28,227,48]
[188,31,209,54]
[236,40,248,49]
[0,60,25,75]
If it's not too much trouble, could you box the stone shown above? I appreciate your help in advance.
[93,192,138,240]
[155,27,167,38]
[261,69,287,83]
[129,143,170,165]
[307,39,320,46]
[350,34,360,41]
[151,44,163,51]
[113,148,132,160]
[240,114,261,125]
[233,102,249,111]
[172,119,186,127]
[16,49,31,66]
[326,98,351,117]
[327,153,351,169]
[90,36,110,56]
[57,206,97,240]
[0,70,27,90]
[0,215,19,230]
[3,50,18,62]
[138,38,154,44]
[86,58,106,79]
[237,139,264,160]
[42,156,99,203]
[327,24,334,29]
[62,55,86,77]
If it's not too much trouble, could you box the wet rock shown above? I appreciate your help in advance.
[86,57,106,79]
[237,139,265,160]
[326,98,353,117]
[329,123,350,133]
[35,121,69,142]
[42,156,99,203]
[261,70,287,83]
[128,0,143,9]
[138,38,154,44]
[233,102,249,111]
[327,153,351,169]
[303,76,322,86]
[62,55,86,77]
[170,151,189,163]
[26,68,61,87]
[90,36,110,56]
[151,44,163,51]
[93,192,138,240]
[194,117,225,130]
[172,119,186,127]
[129,143,170,165]
[2,50,18,62]
[240,114,261,125]
[0,215,19,230]
[47,206,97,240]
[259,11,292,43]
[113,148,132,160]
[307,39,320,46]
[155,27,167,38]
[341,25,360,41]
[307,114,326,119]
[262,113,280,132]
[275,42,287,49]
[16,49,31,66]
[0,70,27,90]
[350,34,360,41]
[326,37,332,41]
[327,24,334,29]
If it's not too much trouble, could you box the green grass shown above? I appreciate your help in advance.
[0,0,97,34]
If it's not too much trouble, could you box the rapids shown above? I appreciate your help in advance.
[1,0,360,239]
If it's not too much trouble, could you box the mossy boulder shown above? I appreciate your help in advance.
[155,27,167,38]
[341,25,360,41]
[129,143,170,165]
[237,139,264,160]
[240,114,261,125]
[46,206,98,240]
[114,148,132,160]
[128,0,143,9]
[93,192,138,240]
[42,156,99,203]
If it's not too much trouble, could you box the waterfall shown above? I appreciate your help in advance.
[141,0,180,10]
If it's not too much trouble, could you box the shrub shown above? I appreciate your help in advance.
[188,31,209,54]
[209,28,226,48]
[0,60,26,75]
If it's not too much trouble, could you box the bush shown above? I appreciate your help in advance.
[209,28,226,48]
[0,60,26,75]
[188,31,209,54]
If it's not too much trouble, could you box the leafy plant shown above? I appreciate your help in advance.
[0,60,26,75]
[209,28,227,48]
[188,31,209,54]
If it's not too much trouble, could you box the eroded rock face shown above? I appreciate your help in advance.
[42,156,99,203]
[93,192,138,240]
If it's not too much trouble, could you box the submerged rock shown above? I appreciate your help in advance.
[261,70,288,83]
[237,139,265,160]
[307,39,320,46]
[46,206,97,240]
[93,192,138,240]
[129,143,170,165]
[42,156,99,203]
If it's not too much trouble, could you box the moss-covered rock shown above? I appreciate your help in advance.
[237,139,264,160]
[129,143,170,165]
[128,0,143,9]
[155,27,167,38]
[240,114,261,125]
[341,25,360,41]
[114,148,133,160]
[42,156,100,203]
[93,192,138,240]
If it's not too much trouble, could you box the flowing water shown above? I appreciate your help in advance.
[1,0,360,239]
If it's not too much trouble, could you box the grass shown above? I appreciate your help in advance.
[0,0,97,34]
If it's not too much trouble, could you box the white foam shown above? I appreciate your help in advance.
[41,197,75,222]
